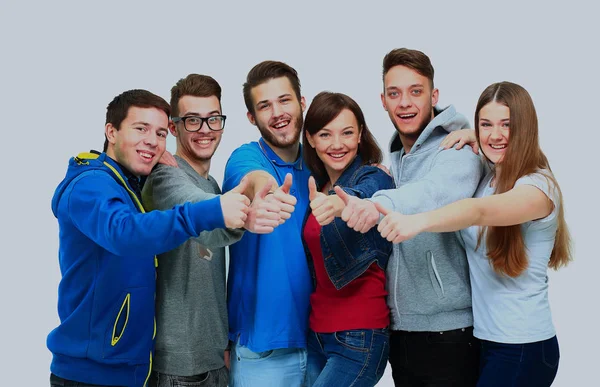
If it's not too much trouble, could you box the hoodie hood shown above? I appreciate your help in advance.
[51,152,117,217]
[389,105,469,154]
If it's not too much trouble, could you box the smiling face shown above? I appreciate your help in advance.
[247,76,305,150]
[381,65,438,148]
[105,106,168,176]
[171,95,223,162]
[307,109,360,184]
[478,101,510,164]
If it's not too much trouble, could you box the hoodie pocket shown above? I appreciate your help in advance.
[427,251,445,298]
[111,293,130,346]
[103,287,153,362]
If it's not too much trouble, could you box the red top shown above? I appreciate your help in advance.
[303,212,389,333]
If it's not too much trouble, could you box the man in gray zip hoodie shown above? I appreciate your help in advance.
[340,49,483,385]
[142,74,280,387]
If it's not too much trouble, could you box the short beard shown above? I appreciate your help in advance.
[256,114,304,149]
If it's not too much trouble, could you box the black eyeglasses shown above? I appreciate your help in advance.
[172,115,227,132]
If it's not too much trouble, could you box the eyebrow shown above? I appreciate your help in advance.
[321,125,354,131]
[182,110,221,116]
[386,84,424,90]
[132,121,150,126]
[256,93,292,106]
[479,118,510,121]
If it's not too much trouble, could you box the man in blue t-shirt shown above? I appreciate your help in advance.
[222,61,312,387]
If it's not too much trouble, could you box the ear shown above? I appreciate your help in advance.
[431,88,439,107]
[246,111,256,126]
[358,126,362,143]
[381,92,387,111]
[168,120,178,137]
[105,123,118,146]
[300,96,306,112]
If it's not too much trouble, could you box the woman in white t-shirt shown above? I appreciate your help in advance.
[373,81,572,387]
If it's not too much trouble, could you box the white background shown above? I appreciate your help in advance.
[0,1,597,385]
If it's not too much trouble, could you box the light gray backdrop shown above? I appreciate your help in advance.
[0,1,597,385]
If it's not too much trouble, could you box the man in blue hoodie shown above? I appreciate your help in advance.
[47,89,251,387]
[339,49,484,385]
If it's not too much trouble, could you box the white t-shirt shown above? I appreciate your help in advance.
[460,170,559,344]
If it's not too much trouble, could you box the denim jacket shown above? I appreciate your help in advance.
[302,155,395,290]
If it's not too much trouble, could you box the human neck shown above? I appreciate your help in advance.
[264,139,300,163]
[176,151,211,179]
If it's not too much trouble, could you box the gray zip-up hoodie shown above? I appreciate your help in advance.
[142,156,243,376]
[370,105,483,332]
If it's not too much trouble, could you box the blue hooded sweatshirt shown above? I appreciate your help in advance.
[47,152,225,386]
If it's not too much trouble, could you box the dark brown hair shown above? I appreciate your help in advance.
[475,81,572,277]
[382,48,434,88]
[243,60,301,115]
[170,74,222,117]
[103,89,170,152]
[302,92,383,184]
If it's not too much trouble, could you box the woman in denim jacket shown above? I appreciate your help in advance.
[301,92,394,387]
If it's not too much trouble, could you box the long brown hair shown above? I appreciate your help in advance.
[302,92,383,185]
[475,82,572,277]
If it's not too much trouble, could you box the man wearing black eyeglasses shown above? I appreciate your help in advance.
[142,74,280,387]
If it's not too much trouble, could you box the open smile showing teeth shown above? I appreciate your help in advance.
[194,138,213,145]
[490,144,507,149]
[328,153,346,159]
[273,120,290,129]
[138,150,154,160]
[399,113,417,119]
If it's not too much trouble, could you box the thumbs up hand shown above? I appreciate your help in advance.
[221,177,251,229]
[268,173,297,224]
[243,181,281,234]
[308,177,336,226]
[376,204,423,244]
[335,186,379,233]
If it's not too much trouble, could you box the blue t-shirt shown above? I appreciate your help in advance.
[461,170,559,344]
[223,138,312,352]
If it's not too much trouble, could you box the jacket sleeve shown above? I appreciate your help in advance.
[142,165,243,248]
[337,166,395,199]
[370,148,483,214]
[66,171,225,256]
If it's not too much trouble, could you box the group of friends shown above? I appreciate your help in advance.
[47,48,572,387]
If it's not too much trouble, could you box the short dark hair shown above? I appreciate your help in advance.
[103,89,170,152]
[382,48,434,88]
[243,60,301,116]
[170,74,222,117]
[302,91,383,184]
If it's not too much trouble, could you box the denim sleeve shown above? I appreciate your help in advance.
[338,166,395,199]
[223,143,270,193]
[370,148,483,214]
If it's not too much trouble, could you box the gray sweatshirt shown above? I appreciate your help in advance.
[370,105,483,332]
[142,156,243,376]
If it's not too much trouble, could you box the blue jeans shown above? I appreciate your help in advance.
[149,367,228,387]
[477,336,560,387]
[306,328,389,387]
[230,338,307,387]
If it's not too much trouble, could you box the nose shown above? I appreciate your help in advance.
[144,132,158,147]
[490,126,503,140]
[272,102,284,118]
[198,120,211,134]
[331,135,343,149]
[399,93,412,108]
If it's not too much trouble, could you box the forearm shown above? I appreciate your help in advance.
[245,170,278,200]
[420,198,482,233]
